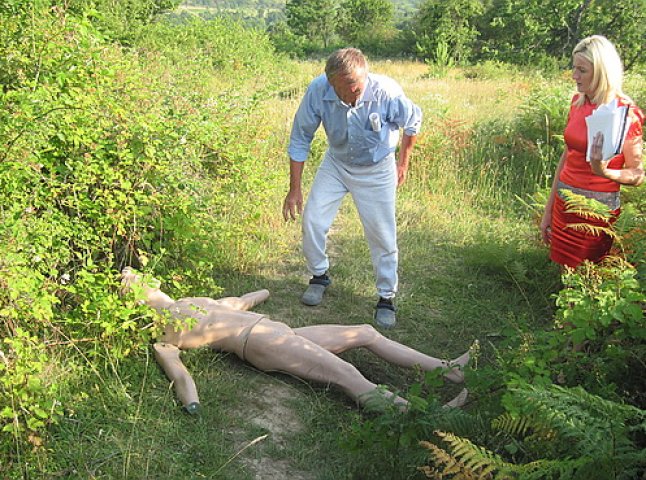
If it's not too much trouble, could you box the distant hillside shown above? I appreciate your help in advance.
[179,0,421,23]
[181,0,283,9]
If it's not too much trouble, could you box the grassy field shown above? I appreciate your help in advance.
[45,60,563,479]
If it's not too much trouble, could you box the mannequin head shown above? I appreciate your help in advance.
[120,267,173,309]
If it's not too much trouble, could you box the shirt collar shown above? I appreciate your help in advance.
[323,74,376,105]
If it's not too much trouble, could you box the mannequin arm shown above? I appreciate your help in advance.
[153,342,200,414]
[213,289,270,311]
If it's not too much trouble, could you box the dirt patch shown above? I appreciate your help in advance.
[247,383,304,441]
[232,377,313,480]
[242,457,312,480]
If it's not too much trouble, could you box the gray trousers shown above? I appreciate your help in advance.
[302,151,398,299]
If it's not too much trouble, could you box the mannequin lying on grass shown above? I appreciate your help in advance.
[121,267,474,413]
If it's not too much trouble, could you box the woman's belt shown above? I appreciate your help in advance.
[557,180,620,210]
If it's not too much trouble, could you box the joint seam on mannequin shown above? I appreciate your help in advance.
[240,316,265,362]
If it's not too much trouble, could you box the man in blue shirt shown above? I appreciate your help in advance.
[282,48,422,329]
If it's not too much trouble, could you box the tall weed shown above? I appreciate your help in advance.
[454,79,571,210]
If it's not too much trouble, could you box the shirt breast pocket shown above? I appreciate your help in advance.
[356,129,383,159]
[365,128,383,147]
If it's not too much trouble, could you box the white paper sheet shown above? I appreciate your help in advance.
[585,99,629,162]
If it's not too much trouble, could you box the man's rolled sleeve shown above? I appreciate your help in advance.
[390,96,422,137]
[288,86,322,162]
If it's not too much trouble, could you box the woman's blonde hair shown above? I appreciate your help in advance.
[572,35,624,107]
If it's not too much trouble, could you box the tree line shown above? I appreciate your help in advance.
[180,0,644,69]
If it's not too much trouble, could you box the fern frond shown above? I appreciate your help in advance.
[510,457,585,480]
[518,384,644,424]
[492,413,532,437]
[492,413,557,444]
[564,222,618,240]
[419,440,480,479]
[421,386,645,479]
[563,207,611,222]
[436,408,487,439]
[509,384,645,454]
[436,431,515,477]
[560,189,613,220]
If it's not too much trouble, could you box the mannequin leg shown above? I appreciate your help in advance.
[212,289,270,311]
[153,342,200,414]
[242,320,405,406]
[293,324,469,383]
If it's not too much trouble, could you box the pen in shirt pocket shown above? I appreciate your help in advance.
[369,112,381,132]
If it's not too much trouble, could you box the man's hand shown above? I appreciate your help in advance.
[396,160,409,187]
[284,160,305,220]
[283,189,303,221]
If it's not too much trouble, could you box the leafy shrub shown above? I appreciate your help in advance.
[554,258,645,403]
[268,20,311,58]
[556,260,644,347]
[136,16,282,81]
[0,3,290,471]
[67,0,182,44]
[0,329,64,478]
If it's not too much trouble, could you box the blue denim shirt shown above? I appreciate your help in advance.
[288,73,422,165]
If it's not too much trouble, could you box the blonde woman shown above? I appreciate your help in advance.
[541,35,644,267]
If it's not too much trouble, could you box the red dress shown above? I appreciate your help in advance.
[550,95,644,267]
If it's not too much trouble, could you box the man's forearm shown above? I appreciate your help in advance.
[289,159,305,191]
[399,134,417,166]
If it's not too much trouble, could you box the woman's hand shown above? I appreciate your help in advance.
[589,132,610,178]
[540,213,552,245]
[589,130,645,185]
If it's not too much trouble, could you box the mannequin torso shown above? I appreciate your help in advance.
[158,298,265,354]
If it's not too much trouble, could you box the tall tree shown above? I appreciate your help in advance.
[579,0,645,70]
[337,0,394,45]
[414,0,484,64]
[479,0,644,69]
[286,0,339,48]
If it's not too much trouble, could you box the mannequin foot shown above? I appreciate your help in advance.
[443,340,478,384]
[358,388,407,412]
[443,388,468,409]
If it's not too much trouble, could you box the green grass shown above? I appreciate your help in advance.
[41,61,566,479]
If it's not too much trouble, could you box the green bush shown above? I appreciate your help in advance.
[0,5,289,471]
[67,0,182,44]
